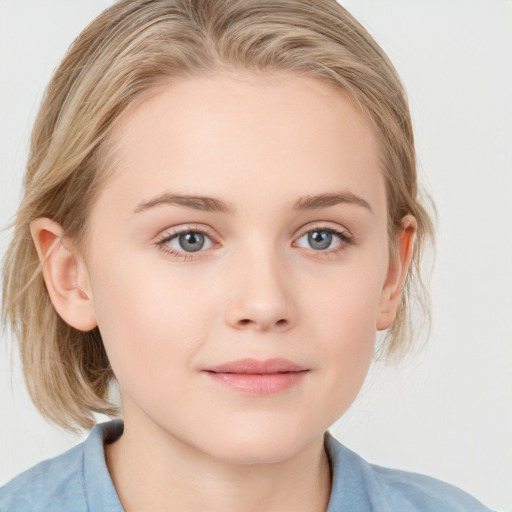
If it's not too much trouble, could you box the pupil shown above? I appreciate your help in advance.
[179,232,205,252]
[308,230,332,250]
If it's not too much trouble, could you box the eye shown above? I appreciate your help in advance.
[156,227,214,258]
[294,227,352,252]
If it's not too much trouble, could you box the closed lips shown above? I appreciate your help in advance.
[204,358,309,374]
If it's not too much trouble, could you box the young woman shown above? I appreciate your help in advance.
[0,1,495,510]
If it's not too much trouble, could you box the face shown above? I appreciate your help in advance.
[76,72,399,464]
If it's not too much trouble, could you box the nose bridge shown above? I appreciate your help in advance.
[224,236,295,331]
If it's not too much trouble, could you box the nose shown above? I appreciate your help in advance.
[224,248,296,332]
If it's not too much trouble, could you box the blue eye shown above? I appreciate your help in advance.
[158,229,214,255]
[295,228,350,251]
[157,225,351,260]
[308,230,333,250]
[177,232,206,252]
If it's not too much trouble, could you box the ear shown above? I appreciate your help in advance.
[376,215,417,331]
[30,217,97,331]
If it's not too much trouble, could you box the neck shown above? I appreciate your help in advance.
[105,415,332,512]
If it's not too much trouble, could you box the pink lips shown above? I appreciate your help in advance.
[203,358,309,395]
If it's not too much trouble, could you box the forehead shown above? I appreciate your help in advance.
[95,71,385,219]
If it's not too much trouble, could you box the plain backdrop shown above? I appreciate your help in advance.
[1,1,511,510]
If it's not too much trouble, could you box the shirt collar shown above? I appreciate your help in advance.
[324,430,372,512]
[82,420,124,512]
[82,422,372,512]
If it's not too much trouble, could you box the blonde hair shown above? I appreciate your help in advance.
[2,0,434,430]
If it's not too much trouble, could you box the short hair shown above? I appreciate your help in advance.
[2,0,434,430]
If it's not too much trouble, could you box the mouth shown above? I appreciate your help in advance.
[205,357,308,374]
[202,358,310,395]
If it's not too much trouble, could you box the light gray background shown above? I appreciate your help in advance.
[1,1,511,510]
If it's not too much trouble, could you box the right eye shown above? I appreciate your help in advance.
[156,227,215,259]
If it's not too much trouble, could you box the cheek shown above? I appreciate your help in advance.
[88,259,216,392]
[301,254,387,416]
[315,273,380,365]
[308,251,387,337]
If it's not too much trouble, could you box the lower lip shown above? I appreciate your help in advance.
[203,371,309,395]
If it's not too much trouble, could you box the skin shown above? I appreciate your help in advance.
[31,72,415,512]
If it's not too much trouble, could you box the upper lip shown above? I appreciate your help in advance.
[204,358,308,374]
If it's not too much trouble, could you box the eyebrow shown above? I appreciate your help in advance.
[292,191,373,213]
[134,194,235,214]
[133,191,372,214]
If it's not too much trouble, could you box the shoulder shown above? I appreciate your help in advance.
[366,463,493,512]
[0,442,87,512]
[325,432,495,512]
[0,421,123,512]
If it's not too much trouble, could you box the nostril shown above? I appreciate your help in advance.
[236,318,288,328]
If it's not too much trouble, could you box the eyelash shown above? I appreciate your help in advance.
[155,225,353,261]
[155,225,213,261]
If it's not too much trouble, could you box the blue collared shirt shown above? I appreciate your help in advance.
[0,421,494,511]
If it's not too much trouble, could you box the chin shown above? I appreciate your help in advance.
[201,423,319,466]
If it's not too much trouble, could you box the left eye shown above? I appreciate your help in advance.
[295,228,348,251]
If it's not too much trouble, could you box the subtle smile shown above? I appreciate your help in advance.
[202,358,310,395]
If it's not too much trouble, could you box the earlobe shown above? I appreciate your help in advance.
[376,215,417,331]
[30,217,97,331]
